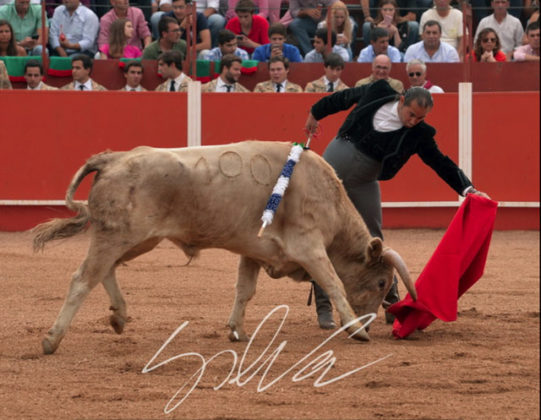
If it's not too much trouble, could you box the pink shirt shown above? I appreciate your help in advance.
[97,7,151,49]
[513,44,539,61]
[225,14,269,54]
[99,44,142,59]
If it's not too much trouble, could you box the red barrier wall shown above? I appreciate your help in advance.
[0,90,538,231]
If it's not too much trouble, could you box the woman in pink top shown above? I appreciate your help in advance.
[472,28,507,62]
[225,0,270,55]
[99,19,142,59]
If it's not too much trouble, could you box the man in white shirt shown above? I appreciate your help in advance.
[24,60,57,90]
[121,61,146,91]
[419,0,463,58]
[60,54,107,91]
[404,20,460,62]
[155,49,193,92]
[49,0,99,57]
[474,0,523,58]
[202,54,250,92]
[406,59,444,93]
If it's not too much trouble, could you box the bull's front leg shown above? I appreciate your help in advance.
[227,256,260,342]
[299,253,370,341]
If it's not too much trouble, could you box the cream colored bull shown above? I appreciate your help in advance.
[33,141,416,355]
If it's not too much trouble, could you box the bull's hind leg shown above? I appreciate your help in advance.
[228,256,260,342]
[42,238,139,355]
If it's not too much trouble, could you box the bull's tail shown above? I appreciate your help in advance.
[32,151,120,252]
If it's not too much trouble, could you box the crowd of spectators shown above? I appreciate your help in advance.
[0,0,539,91]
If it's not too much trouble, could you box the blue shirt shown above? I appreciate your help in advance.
[252,43,303,62]
[404,41,460,63]
[49,5,99,54]
[203,46,249,61]
[357,45,402,63]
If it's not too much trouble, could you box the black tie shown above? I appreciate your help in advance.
[169,80,175,92]
[327,82,334,92]
[225,84,232,92]
[131,88,136,92]
[79,85,85,91]
[276,83,282,92]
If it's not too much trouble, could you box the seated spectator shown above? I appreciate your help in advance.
[317,1,357,60]
[143,16,187,59]
[472,27,506,61]
[24,59,57,90]
[471,0,522,24]
[202,29,249,61]
[163,0,211,53]
[253,55,303,91]
[513,21,540,61]
[419,0,463,59]
[202,54,250,91]
[153,0,224,48]
[155,49,193,91]
[150,0,173,39]
[252,23,302,62]
[0,0,48,56]
[522,2,539,44]
[404,20,460,62]
[362,0,418,54]
[474,0,523,59]
[304,27,350,62]
[0,19,26,56]
[287,0,336,56]
[0,59,12,89]
[97,0,151,51]
[304,52,349,92]
[99,18,142,58]
[60,54,107,90]
[406,58,443,92]
[225,0,269,55]
[357,27,402,62]
[226,0,283,23]
[355,54,404,93]
[120,60,146,90]
[49,0,99,57]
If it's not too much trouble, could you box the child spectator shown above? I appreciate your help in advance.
[252,23,302,62]
[0,19,26,56]
[304,27,350,62]
[304,52,349,92]
[317,1,356,60]
[100,18,142,58]
[225,0,270,55]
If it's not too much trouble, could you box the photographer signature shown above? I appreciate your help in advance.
[142,305,392,414]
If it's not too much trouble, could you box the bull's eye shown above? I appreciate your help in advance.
[378,279,386,290]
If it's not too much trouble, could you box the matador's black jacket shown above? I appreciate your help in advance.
[311,79,473,195]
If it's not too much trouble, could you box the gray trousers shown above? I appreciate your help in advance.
[322,137,384,240]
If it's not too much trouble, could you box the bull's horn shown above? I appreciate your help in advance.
[382,249,417,301]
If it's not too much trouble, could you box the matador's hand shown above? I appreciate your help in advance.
[305,112,319,135]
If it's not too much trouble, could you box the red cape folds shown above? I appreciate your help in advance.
[388,194,498,338]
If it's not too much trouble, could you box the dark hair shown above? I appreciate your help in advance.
[235,0,255,14]
[158,16,179,39]
[124,60,143,73]
[422,20,442,33]
[370,26,389,42]
[526,21,539,33]
[24,59,43,75]
[218,29,236,45]
[324,52,344,69]
[158,50,184,69]
[0,20,18,56]
[268,22,287,38]
[268,55,289,69]
[315,27,337,46]
[375,0,400,25]
[404,86,433,109]
[474,27,502,60]
[221,53,242,71]
[72,54,93,70]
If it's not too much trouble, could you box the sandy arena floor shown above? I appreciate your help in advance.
[0,229,539,420]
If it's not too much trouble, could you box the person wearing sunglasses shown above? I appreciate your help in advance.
[406,59,444,92]
[473,27,507,61]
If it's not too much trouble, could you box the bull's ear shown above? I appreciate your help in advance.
[367,238,384,263]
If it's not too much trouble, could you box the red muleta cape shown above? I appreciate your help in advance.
[388,194,498,339]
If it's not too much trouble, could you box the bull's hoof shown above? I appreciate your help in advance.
[228,330,249,342]
[42,336,58,355]
[110,314,125,334]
